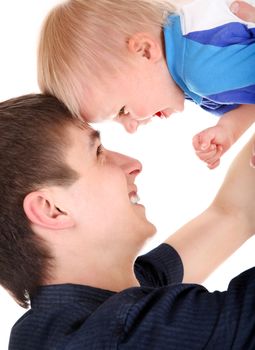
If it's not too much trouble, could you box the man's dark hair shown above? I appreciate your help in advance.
[0,94,80,308]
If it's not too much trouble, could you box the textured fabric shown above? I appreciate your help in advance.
[164,0,255,116]
[8,243,255,349]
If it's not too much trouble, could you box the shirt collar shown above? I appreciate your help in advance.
[31,284,115,311]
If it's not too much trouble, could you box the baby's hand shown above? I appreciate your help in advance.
[192,125,234,169]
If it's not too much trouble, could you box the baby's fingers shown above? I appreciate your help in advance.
[193,128,216,152]
[207,159,220,170]
[196,145,223,169]
[205,145,223,169]
[192,133,202,151]
[196,144,217,161]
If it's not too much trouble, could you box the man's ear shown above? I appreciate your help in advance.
[127,32,162,62]
[23,190,74,230]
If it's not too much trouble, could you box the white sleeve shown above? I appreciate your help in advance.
[179,0,255,35]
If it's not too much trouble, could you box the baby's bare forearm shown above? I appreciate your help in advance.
[217,105,255,143]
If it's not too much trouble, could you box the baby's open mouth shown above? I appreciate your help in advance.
[155,111,167,118]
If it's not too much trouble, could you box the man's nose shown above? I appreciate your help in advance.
[107,150,142,177]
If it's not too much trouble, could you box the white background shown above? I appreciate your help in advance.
[0,1,254,349]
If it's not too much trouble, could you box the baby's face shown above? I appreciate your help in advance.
[82,56,185,133]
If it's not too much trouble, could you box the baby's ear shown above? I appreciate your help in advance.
[127,32,162,62]
[23,190,74,230]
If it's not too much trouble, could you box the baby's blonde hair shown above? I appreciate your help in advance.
[38,0,176,118]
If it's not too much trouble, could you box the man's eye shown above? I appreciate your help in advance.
[97,145,103,156]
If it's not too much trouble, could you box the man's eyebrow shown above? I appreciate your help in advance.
[88,129,101,148]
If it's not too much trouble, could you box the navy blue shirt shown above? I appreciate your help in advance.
[9,244,255,349]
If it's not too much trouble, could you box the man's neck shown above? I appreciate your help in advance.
[46,247,141,292]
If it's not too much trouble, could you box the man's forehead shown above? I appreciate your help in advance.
[66,126,101,166]
[69,123,101,147]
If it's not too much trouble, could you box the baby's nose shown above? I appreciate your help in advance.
[123,119,139,133]
[114,116,139,133]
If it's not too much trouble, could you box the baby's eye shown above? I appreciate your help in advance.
[119,106,129,117]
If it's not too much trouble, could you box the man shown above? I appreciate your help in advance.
[0,94,254,349]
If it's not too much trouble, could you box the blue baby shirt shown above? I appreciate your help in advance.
[164,0,255,115]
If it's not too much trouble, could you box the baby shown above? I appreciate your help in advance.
[38,0,255,169]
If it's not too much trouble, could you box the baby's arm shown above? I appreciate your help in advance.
[192,0,255,169]
[166,134,255,283]
[193,105,255,169]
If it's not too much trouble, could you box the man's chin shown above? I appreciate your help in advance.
[144,220,157,238]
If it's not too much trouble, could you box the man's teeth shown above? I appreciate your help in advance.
[130,194,140,204]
